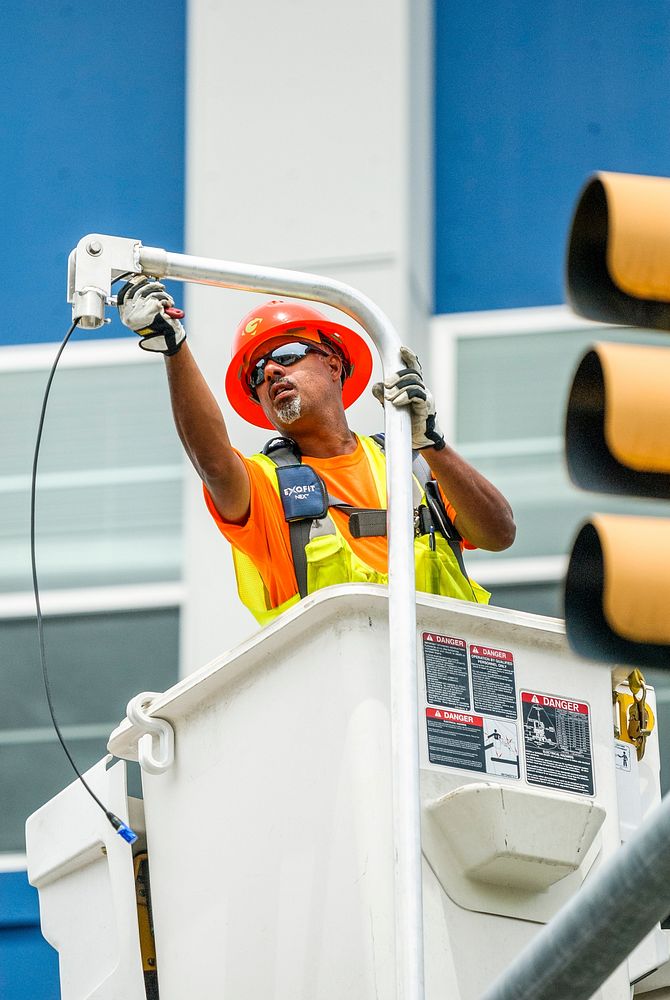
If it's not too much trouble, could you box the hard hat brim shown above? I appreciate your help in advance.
[225,320,374,429]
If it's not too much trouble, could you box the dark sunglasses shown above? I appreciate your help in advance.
[248,342,330,392]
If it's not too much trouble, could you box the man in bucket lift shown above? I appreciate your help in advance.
[118,280,516,625]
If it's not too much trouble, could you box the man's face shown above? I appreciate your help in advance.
[246,337,343,430]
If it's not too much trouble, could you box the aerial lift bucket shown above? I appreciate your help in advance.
[24,237,670,999]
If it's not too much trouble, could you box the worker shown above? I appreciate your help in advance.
[117,279,516,625]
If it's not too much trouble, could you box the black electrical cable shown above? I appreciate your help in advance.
[112,271,133,286]
[30,310,136,843]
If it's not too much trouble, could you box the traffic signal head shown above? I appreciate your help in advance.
[567,171,670,328]
[565,170,670,669]
[566,514,670,668]
[566,341,670,498]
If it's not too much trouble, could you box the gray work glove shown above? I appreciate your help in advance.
[372,346,446,450]
[117,276,186,356]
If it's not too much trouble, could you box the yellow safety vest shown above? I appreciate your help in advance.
[231,435,490,626]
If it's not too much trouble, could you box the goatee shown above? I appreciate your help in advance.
[275,394,302,424]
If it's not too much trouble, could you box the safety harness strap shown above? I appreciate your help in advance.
[288,518,313,600]
[263,437,366,597]
[263,437,386,559]
[263,436,383,515]
[262,433,469,599]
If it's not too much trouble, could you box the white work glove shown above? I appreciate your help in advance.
[117,276,186,356]
[372,346,446,451]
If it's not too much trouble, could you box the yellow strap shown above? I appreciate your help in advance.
[358,435,388,505]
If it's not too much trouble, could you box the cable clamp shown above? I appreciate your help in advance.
[126,692,175,775]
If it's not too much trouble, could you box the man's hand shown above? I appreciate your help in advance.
[117,276,186,356]
[372,345,445,450]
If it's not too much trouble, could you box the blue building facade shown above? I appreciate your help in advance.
[1,4,185,347]
[0,872,59,999]
[434,2,670,312]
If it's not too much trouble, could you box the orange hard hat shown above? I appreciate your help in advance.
[225,299,374,429]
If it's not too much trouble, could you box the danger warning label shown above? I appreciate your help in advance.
[521,691,594,795]
[422,632,470,709]
[426,708,485,771]
[426,708,520,779]
[470,644,517,719]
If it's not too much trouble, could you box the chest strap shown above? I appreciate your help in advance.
[263,434,468,598]
[264,437,388,596]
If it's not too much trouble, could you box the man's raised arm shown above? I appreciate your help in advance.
[117,277,250,523]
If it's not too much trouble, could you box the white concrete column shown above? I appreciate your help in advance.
[181,0,433,672]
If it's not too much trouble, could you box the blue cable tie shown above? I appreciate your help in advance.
[116,822,139,845]
[108,811,139,844]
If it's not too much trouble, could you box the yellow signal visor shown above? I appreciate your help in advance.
[565,514,670,667]
[567,171,670,328]
[566,341,670,497]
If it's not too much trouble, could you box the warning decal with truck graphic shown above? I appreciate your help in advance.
[521,690,594,795]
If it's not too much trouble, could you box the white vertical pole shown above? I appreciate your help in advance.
[139,246,425,1000]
